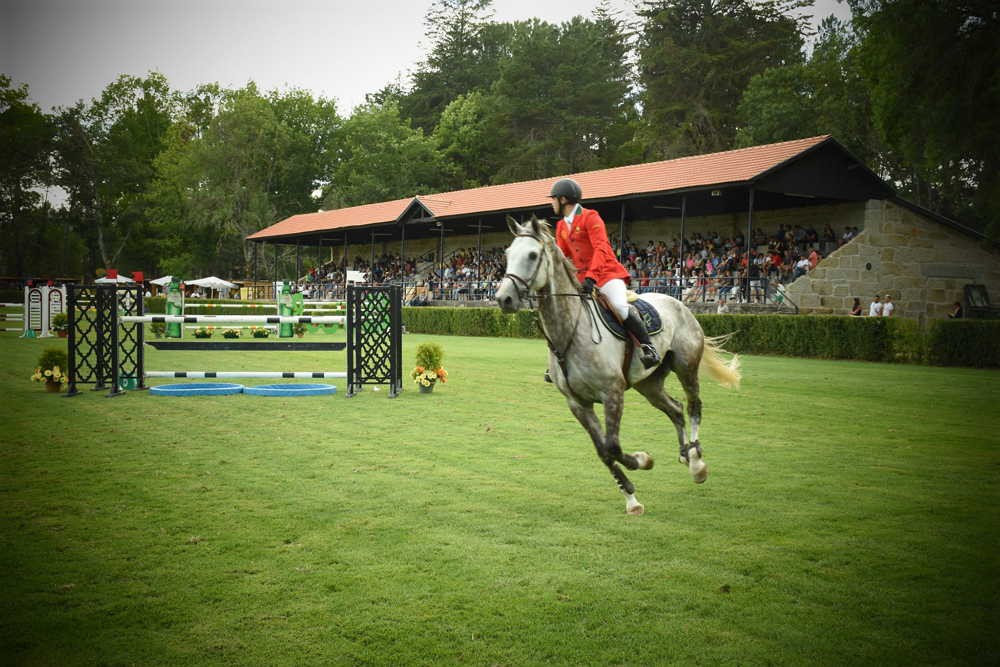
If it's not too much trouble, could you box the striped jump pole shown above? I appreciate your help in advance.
[145,371,347,379]
[121,315,345,325]
[184,303,278,309]
[183,324,278,329]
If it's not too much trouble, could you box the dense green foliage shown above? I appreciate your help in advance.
[405,305,541,338]
[34,346,67,372]
[403,307,1000,366]
[1,333,998,663]
[2,0,997,280]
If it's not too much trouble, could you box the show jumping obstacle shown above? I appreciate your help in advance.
[1,302,24,332]
[65,284,403,398]
[3,286,66,337]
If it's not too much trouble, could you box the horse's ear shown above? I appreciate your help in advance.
[529,214,542,238]
[506,215,520,236]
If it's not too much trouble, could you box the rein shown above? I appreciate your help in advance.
[504,233,602,382]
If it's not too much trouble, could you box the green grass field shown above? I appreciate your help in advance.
[2,331,998,665]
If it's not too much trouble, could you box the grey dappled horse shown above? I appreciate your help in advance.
[496,216,741,515]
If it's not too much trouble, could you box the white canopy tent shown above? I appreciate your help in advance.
[186,276,238,298]
[95,274,135,284]
[149,275,173,287]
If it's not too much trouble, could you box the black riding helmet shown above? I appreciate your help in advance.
[549,178,582,203]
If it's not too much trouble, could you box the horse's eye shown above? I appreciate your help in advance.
[528,251,538,261]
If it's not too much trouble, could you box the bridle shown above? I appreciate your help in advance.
[502,232,602,383]
[503,233,548,301]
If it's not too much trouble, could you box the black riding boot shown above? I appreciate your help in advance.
[624,306,661,369]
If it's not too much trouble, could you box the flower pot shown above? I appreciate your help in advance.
[57,330,68,338]
[45,381,62,393]
[418,383,435,394]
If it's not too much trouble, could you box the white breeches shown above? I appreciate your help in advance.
[599,278,629,320]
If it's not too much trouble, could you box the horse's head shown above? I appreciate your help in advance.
[496,214,552,313]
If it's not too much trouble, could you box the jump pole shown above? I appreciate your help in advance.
[145,371,348,379]
[120,315,345,325]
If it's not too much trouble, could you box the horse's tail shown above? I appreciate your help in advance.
[700,334,741,389]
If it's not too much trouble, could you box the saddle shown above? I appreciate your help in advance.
[593,292,663,341]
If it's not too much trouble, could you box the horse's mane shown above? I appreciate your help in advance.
[533,219,581,289]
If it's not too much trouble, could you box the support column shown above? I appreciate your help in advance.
[746,187,755,302]
[252,243,258,299]
[679,195,687,296]
[618,203,626,258]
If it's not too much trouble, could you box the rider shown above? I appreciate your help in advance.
[550,177,661,369]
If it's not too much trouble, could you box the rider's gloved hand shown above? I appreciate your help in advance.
[581,277,596,295]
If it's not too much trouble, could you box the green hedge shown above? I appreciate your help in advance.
[0,289,22,304]
[925,319,1000,367]
[403,308,1000,367]
[404,307,541,339]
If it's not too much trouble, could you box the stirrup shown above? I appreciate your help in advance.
[639,343,660,369]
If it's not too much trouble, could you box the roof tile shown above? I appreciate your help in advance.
[249,135,829,240]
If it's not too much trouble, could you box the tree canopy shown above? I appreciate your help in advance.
[2,0,996,279]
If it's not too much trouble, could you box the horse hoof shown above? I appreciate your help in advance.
[690,459,708,484]
[633,451,654,470]
[626,501,645,515]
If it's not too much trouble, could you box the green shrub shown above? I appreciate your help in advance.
[50,312,69,332]
[925,319,1000,367]
[403,307,541,338]
[144,296,166,314]
[414,342,444,369]
[399,308,999,367]
[37,347,68,372]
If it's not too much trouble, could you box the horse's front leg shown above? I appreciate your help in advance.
[567,394,644,515]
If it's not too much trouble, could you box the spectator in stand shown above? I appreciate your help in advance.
[869,294,882,317]
[882,294,895,317]
[793,256,811,279]
[948,301,963,318]
[850,297,863,316]
[808,247,821,269]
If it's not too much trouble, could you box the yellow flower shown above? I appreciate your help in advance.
[44,369,52,377]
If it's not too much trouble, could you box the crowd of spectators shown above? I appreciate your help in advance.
[297,222,862,304]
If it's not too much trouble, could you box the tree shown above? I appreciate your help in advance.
[51,73,176,275]
[736,16,890,175]
[637,0,812,158]
[433,91,504,188]
[851,0,1000,235]
[400,0,500,132]
[322,102,453,208]
[0,76,55,276]
[487,14,638,182]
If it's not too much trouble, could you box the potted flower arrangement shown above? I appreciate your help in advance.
[411,342,448,393]
[293,323,306,338]
[31,348,69,393]
[193,326,214,338]
[150,322,166,338]
[50,312,69,338]
[222,328,241,339]
[250,326,270,339]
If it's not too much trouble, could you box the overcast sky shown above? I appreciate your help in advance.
[2,0,852,114]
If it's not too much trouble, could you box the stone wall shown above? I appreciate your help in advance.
[784,200,1000,321]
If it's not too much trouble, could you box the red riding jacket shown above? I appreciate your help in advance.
[555,207,630,287]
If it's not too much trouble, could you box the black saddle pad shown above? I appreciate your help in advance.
[596,297,663,341]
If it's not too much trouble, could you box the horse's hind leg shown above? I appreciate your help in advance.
[674,360,708,484]
[567,397,644,515]
[634,366,687,458]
